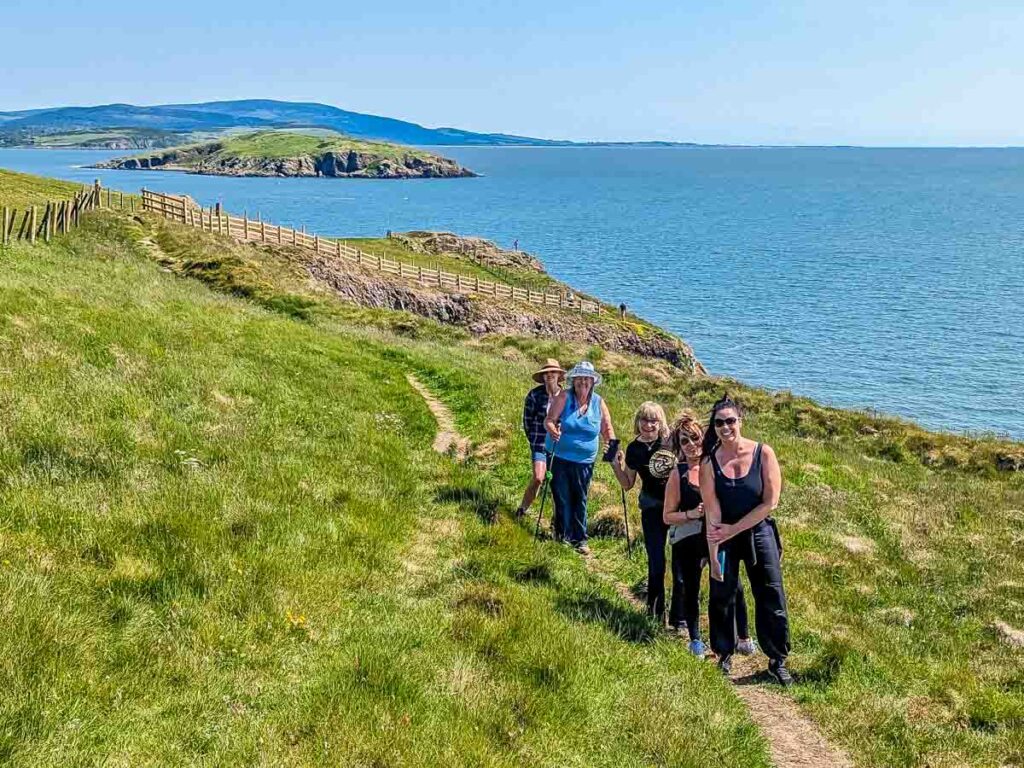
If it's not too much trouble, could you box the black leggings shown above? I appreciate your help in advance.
[671,532,749,641]
[641,503,684,624]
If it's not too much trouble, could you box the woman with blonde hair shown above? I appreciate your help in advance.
[663,410,754,657]
[612,401,679,622]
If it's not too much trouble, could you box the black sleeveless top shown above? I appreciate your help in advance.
[677,462,703,512]
[711,443,764,525]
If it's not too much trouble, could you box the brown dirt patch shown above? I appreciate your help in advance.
[406,374,470,461]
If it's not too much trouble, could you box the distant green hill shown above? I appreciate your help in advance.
[93,130,477,178]
[0,99,566,146]
[0,99,705,147]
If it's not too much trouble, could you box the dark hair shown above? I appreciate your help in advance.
[668,409,704,455]
[700,393,744,460]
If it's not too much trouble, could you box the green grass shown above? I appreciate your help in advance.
[27,128,186,148]
[4,167,1024,767]
[0,174,769,766]
[133,199,1024,767]
[346,237,563,292]
[428,339,1024,768]
[220,130,435,161]
[0,168,82,209]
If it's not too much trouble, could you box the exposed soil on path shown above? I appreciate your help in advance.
[404,375,851,768]
[406,374,470,461]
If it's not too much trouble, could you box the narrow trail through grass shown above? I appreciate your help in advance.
[406,374,470,461]
[408,376,851,768]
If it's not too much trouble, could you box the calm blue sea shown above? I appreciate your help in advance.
[2,146,1023,439]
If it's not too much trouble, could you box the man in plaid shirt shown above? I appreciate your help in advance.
[516,359,565,517]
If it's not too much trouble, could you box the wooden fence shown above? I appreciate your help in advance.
[140,188,604,315]
[1,180,114,246]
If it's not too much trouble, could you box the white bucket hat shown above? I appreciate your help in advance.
[565,360,602,386]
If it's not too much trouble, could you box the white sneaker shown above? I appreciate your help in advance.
[736,638,758,656]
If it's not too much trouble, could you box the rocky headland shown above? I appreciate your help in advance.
[93,130,476,179]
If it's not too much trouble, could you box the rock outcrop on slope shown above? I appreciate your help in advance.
[391,231,546,274]
[298,248,704,374]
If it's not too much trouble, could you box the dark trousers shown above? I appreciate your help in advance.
[550,458,593,544]
[709,520,790,661]
[641,502,684,624]
[671,532,750,642]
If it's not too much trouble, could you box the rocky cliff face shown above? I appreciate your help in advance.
[94,144,475,178]
[300,250,704,374]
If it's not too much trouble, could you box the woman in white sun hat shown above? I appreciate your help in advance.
[544,361,616,555]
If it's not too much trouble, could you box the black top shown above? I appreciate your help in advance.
[711,443,764,525]
[625,438,676,506]
[676,462,703,513]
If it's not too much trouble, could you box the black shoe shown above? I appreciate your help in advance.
[718,655,733,676]
[768,659,794,687]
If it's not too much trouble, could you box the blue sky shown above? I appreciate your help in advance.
[2,0,1021,145]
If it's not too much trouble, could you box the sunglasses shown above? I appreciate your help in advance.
[714,416,739,428]
[678,434,700,446]
[640,417,660,425]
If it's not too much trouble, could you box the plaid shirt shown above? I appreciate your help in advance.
[522,385,552,453]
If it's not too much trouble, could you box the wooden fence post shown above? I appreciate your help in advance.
[243,213,249,240]
[1,206,8,246]
[261,221,266,243]
[29,207,37,244]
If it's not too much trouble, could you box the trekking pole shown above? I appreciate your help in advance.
[621,487,633,558]
[535,439,559,540]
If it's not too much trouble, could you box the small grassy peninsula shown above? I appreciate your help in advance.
[93,130,476,178]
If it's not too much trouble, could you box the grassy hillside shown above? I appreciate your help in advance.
[0,128,190,149]
[0,170,766,766]
[3,167,1024,767]
[220,130,437,161]
[0,167,81,208]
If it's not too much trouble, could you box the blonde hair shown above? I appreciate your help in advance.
[669,409,705,455]
[633,401,670,441]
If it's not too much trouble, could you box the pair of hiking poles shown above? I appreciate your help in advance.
[533,440,633,557]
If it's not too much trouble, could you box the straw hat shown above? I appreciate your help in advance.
[532,358,566,383]
[565,360,603,386]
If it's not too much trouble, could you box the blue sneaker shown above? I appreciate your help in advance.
[688,639,707,658]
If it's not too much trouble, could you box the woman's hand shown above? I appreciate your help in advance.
[707,521,734,544]
[685,503,705,520]
[547,423,562,442]
[616,449,625,469]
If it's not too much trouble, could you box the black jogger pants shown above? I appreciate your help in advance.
[709,519,789,661]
